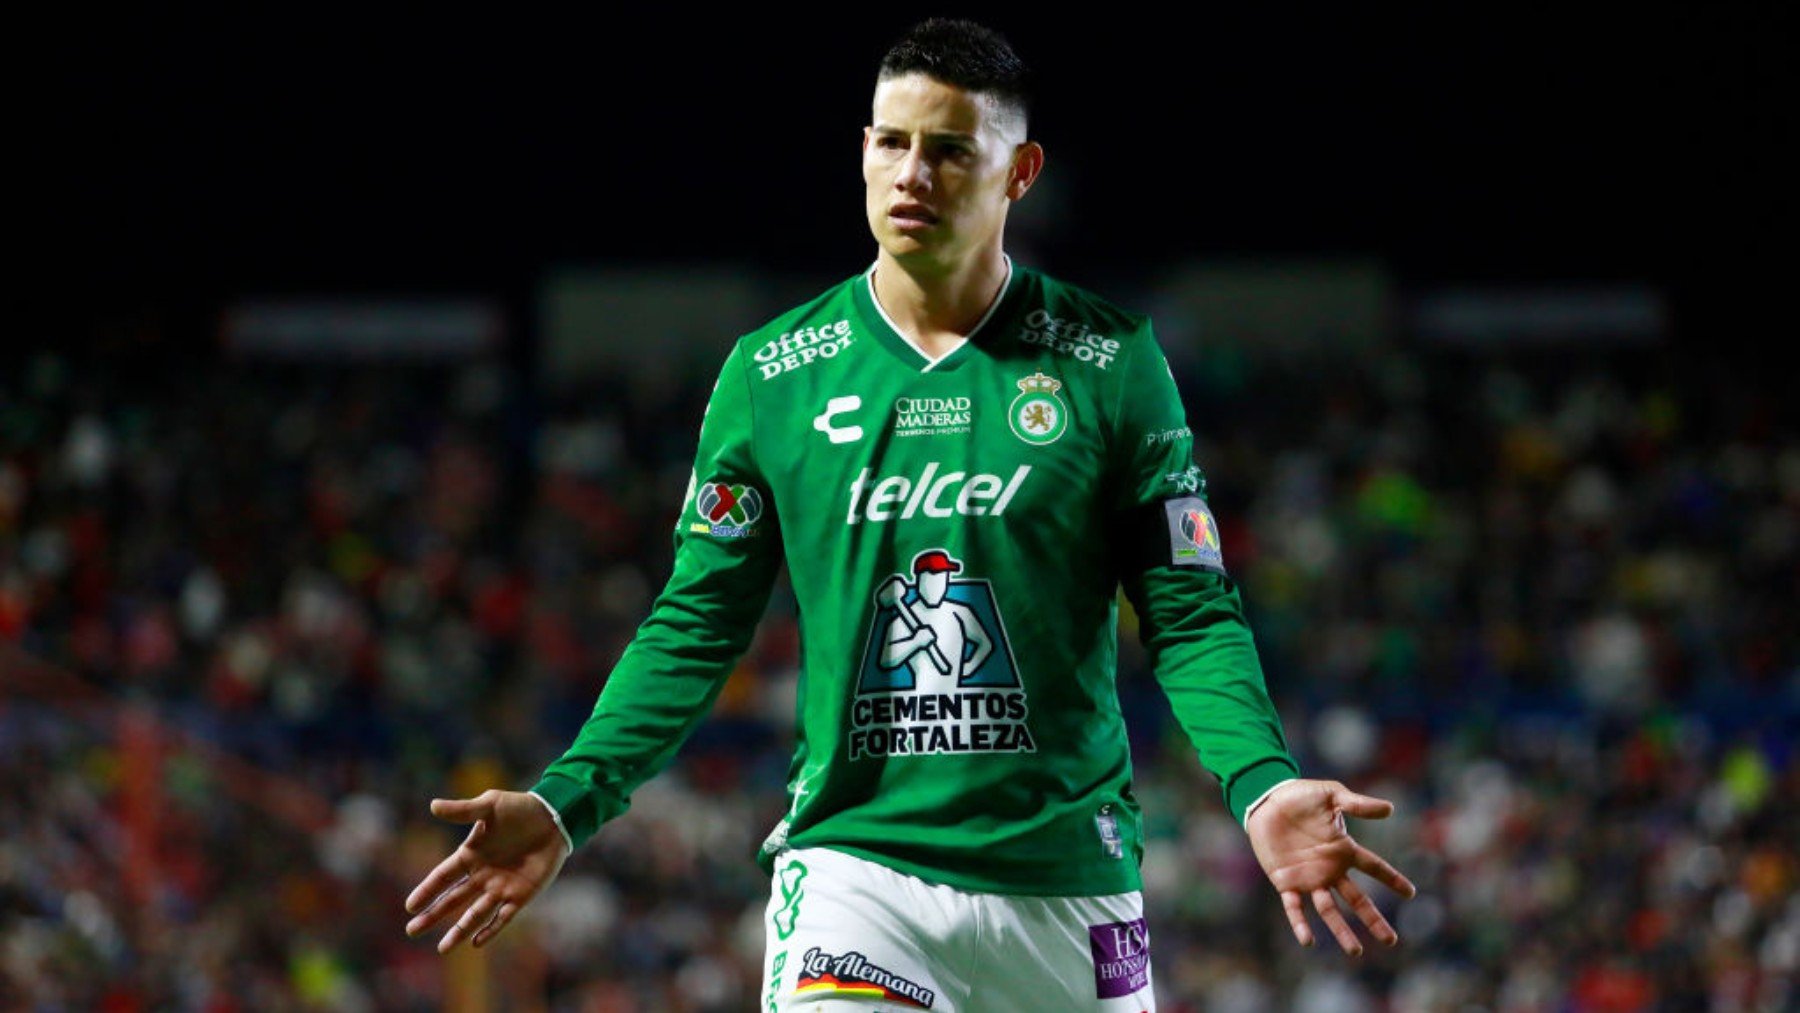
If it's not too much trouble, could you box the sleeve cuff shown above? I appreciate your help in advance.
[1225,756,1301,826]
[1239,777,1299,831]
[529,790,575,857]
[529,772,625,853]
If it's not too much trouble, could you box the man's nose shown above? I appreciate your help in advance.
[894,146,931,192]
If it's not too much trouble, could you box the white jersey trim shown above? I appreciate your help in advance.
[863,255,1014,372]
[1241,777,1299,831]
[530,790,575,856]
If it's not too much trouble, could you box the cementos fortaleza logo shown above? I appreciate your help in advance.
[848,548,1031,761]
[691,479,764,538]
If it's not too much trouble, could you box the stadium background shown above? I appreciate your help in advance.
[5,6,1794,1011]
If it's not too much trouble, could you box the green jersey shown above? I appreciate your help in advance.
[533,260,1298,896]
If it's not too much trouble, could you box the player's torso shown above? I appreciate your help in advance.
[743,268,1135,746]
[739,265,1155,893]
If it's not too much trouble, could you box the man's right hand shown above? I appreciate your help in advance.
[404,789,569,953]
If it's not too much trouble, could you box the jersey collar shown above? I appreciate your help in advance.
[855,256,1023,373]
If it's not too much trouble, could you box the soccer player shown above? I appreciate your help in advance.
[405,18,1416,1009]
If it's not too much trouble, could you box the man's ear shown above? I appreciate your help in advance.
[1007,141,1046,200]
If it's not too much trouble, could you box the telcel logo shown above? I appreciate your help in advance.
[846,463,1030,524]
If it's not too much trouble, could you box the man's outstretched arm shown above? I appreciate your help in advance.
[405,341,781,953]
[1112,329,1415,955]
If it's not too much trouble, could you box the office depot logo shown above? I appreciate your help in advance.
[1017,310,1119,369]
[754,321,855,379]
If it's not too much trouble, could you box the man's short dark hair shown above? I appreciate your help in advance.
[878,18,1031,130]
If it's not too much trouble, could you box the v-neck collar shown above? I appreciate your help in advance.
[855,256,1023,373]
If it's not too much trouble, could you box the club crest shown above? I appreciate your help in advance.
[1009,372,1069,446]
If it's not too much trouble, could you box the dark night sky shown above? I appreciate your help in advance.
[31,5,1792,342]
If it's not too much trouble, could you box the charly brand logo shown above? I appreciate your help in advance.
[1009,372,1069,446]
[691,479,764,538]
[1089,919,1151,999]
[1163,465,1201,495]
[848,549,1032,761]
[845,463,1030,525]
[1017,309,1120,369]
[892,395,972,438]
[796,948,936,1009]
[754,320,854,379]
[812,395,864,444]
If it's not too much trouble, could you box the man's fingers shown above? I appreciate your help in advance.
[405,851,472,914]
[1352,842,1418,899]
[1311,888,1362,957]
[1337,877,1398,947]
[1332,790,1395,820]
[406,875,475,937]
[1280,890,1314,948]
[471,901,519,949]
[429,792,494,825]
[439,891,500,954]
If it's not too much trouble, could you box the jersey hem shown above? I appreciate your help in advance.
[806,842,1143,898]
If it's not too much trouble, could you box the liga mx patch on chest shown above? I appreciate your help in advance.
[1163,496,1226,572]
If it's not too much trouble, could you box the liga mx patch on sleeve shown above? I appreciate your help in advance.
[690,478,765,538]
[1163,497,1226,572]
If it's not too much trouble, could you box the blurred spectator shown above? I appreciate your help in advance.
[2,323,1795,1010]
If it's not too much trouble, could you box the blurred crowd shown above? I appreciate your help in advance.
[1,315,1795,1011]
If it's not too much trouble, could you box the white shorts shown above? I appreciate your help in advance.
[759,847,1156,1012]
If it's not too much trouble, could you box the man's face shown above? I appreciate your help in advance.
[862,73,1037,270]
[917,570,949,606]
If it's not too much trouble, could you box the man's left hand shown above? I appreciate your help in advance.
[1245,779,1417,956]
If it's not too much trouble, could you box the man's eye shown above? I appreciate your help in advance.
[877,136,904,150]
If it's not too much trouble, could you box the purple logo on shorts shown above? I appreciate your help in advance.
[1089,918,1151,999]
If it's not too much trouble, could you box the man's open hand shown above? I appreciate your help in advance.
[1245,779,1417,957]
[404,789,568,953]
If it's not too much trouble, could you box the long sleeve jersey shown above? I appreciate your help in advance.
[532,259,1298,896]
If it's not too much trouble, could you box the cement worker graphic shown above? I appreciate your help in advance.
[876,549,994,694]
